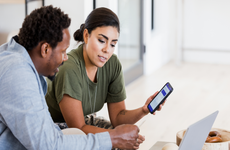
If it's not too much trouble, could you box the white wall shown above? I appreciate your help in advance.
[45,0,93,52]
[0,1,45,45]
[0,3,24,45]
[182,0,230,64]
[96,0,118,14]
[0,1,93,52]
[143,0,177,75]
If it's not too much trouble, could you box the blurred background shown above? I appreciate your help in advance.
[1,0,230,149]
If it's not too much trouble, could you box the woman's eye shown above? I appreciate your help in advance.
[98,39,105,43]
[111,44,115,47]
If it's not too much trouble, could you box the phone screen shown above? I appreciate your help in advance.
[147,82,173,113]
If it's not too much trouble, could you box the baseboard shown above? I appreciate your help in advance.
[183,49,230,64]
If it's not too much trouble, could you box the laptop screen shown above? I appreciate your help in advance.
[179,111,219,150]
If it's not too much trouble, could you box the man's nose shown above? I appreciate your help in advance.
[63,53,68,61]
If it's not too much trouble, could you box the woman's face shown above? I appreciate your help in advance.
[84,26,119,68]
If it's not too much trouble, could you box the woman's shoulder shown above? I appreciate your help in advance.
[103,53,122,73]
[67,44,84,65]
[58,45,85,75]
[107,54,121,66]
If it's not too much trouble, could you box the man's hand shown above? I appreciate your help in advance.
[108,124,145,149]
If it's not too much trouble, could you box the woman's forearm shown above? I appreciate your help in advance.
[114,107,148,126]
[81,124,112,134]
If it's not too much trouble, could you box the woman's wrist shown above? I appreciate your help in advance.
[142,105,149,115]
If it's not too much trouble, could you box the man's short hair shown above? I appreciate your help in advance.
[18,5,71,51]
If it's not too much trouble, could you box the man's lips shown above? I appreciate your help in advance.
[59,61,64,67]
[55,62,64,73]
[55,68,59,73]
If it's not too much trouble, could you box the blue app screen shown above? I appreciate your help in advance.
[148,83,171,112]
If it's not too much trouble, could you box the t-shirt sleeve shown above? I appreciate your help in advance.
[106,55,126,103]
[54,61,83,103]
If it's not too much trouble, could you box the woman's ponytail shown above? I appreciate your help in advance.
[73,24,85,42]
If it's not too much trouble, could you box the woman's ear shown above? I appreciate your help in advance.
[41,43,50,58]
[83,29,89,44]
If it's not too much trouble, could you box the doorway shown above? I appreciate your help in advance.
[117,0,144,85]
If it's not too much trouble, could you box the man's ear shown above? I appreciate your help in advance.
[83,29,89,44]
[41,43,50,58]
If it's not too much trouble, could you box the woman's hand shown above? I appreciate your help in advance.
[142,91,166,115]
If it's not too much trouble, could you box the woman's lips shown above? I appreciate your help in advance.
[98,56,107,62]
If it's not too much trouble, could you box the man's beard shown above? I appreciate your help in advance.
[47,61,64,81]
[47,73,56,81]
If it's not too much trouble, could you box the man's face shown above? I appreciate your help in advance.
[46,29,70,80]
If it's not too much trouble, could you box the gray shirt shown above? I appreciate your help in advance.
[0,37,112,150]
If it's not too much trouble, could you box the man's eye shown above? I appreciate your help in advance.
[111,44,115,47]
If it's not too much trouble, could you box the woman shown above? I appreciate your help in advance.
[45,7,164,136]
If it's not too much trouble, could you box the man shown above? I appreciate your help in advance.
[0,5,144,150]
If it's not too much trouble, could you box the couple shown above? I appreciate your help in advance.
[0,5,164,150]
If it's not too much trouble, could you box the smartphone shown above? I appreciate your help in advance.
[147,82,173,114]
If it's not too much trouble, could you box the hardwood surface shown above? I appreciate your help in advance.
[98,62,230,150]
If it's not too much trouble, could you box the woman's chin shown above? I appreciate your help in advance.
[96,62,106,68]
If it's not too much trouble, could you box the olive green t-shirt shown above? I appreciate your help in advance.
[45,44,126,122]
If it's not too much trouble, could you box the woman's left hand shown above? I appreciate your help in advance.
[142,91,166,115]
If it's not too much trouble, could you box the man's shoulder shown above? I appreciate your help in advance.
[0,51,30,73]
[0,39,33,73]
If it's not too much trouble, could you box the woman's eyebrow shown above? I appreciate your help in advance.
[99,34,118,42]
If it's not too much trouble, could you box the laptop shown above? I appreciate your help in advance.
[178,110,219,150]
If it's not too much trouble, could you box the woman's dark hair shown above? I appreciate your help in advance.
[18,5,71,51]
[74,7,120,42]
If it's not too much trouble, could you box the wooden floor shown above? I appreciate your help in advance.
[98,62,230,150]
